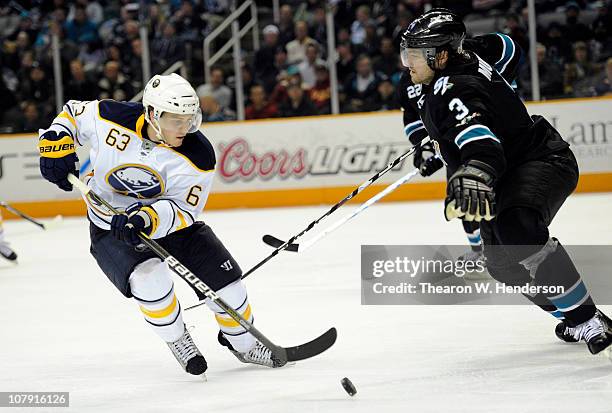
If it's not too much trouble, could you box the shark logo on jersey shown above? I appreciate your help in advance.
[106,164,165,199]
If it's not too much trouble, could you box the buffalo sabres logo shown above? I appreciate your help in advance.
[105,164,165,199]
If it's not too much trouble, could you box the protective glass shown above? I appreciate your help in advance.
[400,48,430,68]
[159,109,202,134]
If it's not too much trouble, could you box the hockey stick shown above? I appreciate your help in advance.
[67,174,336,366]
[240,137,431,278]
[264,168,421,252]
[0,202,63,230]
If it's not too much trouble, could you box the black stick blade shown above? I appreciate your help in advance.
[285,327,337,362]
[262,235,299,252]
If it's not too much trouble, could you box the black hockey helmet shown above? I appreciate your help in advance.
[400,8,466,68]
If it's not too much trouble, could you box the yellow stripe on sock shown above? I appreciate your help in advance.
[215,304,252,328]
[139,295,177,319]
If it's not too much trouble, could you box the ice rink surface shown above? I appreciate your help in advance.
[2,193,612,413]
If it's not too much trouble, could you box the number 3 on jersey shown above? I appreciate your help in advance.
[449,98,469,120]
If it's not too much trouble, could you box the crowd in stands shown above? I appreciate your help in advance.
[1,0,611,132]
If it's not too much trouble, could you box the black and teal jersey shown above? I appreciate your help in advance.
[398,33,523,148]
[417,51,568,178]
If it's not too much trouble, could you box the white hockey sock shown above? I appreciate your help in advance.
[206,280,256,353]
[129,258,184,342]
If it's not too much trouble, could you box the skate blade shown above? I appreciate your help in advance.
[599,344,612,362]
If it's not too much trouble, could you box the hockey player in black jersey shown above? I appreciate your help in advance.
[398,31,522,268]
[399,8,611,354]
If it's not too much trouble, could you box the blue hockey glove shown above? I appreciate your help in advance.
[111,203,159,247]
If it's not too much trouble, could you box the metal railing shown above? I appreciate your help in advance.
[203,0,259,120]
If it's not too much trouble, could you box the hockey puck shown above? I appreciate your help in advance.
[341,377,357,396]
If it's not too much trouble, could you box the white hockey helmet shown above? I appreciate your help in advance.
[142,73,202,141]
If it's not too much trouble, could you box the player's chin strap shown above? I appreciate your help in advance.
[144,110,168,145]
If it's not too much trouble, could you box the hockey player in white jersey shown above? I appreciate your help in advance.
[38,74,279,376]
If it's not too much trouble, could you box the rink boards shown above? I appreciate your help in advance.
[1,96,611,219]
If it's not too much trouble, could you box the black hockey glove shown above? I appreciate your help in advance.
[111,203,159,247]
[445,160,497,222]
[413,141,444,177]
[38,130,80,191]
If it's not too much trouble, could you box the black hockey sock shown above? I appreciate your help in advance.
[532,240,596,327]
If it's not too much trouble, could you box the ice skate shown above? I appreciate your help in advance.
[570,310,612,355]
[0,241,17,262]
[555,320,578,343]
[167,326,207,376]
[218,331,283,368]
[458,249,489,280]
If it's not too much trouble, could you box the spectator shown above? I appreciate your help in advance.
[310,6,327,48]
[298,43,326,88]
[503,13,528,53]
[115,20,140,62]
[343,55,385,112]
[19,62,53,106]
[564,1,591,43]
[286,20,317,65]
[127,38,144,91]
[3,31,33,73]
[65,59,98,101]
[278,4,295,46]
[337,27,351,45]
[591,3,612,62]
[350,5,372,46]
[254,25,281,88]
[196,67,232,110]
[519,43,564,100]
[391,11,413,47]
[542,22,572,66]
[309,64,331,114]
[0,76,18,126]
[564,41,602,97]
[245,84,278,120]
[151,22,185,74]
[594,58,612,96]
[171,0,206,44]
[368,79,399,111]
[260,46,290,94]
[373,37,399,78]
[336,42,355,85]
[64,5,98,45]
[97,60,133,101]
[17,101,50,132]
[67,0,104,26]
[200,94,236,122]
[105,44,122,64]
[78,39,106,74]
[280,82,317,117]
[269,67,297,106]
